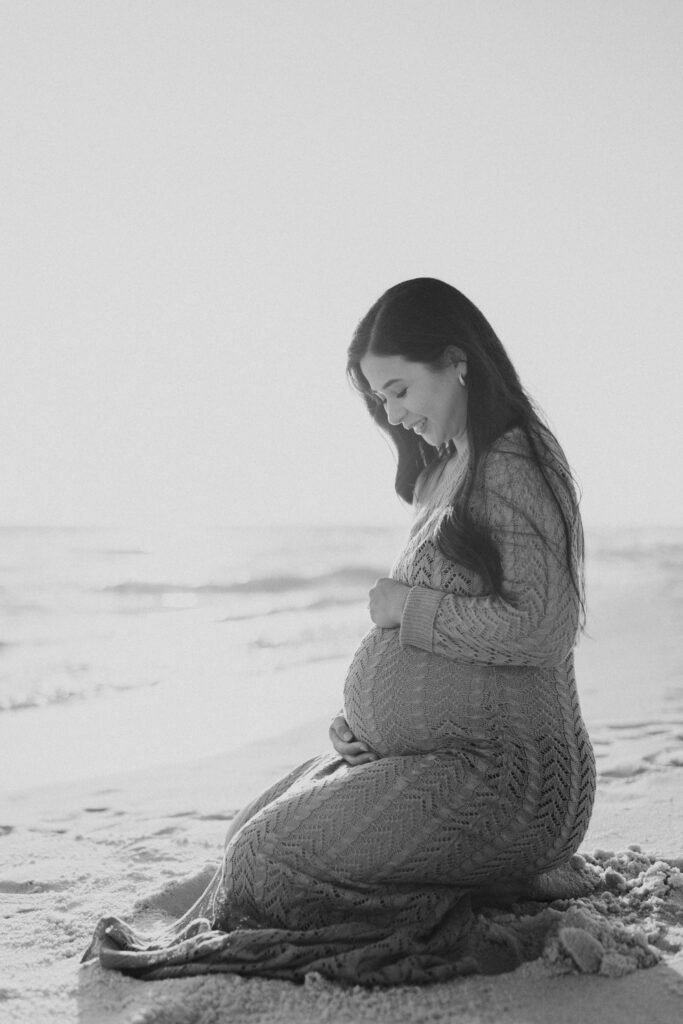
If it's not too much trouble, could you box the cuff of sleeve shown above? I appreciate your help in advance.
[399,586,444,652]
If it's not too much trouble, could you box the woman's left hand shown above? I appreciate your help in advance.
[368,577,411,628]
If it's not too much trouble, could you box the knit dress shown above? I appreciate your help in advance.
[83,428,596,984]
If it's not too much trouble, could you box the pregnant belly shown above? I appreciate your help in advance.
[343,626,490,757]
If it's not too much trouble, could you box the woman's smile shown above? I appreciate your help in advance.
[407,417,428,435]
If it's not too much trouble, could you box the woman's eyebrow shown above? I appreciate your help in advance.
[370,378,405,400]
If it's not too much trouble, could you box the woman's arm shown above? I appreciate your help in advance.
[399,440,582,667]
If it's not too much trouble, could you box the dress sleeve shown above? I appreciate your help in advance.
[398,436,581,667]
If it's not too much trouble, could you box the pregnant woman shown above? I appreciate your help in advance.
[84,277,596,984]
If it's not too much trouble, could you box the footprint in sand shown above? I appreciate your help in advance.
[27,826,69,835]
[599,763,649,780]
[124,841,181,862]
[0,880,42,894]
[607,720,677,732]
[166,810,237,821]
[598,720,683,780]
[134,863,218,916]
[0,879,70,893]
[644,748,683,769]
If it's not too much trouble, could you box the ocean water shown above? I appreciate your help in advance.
[0,524,405,790]
[1,523,681,791]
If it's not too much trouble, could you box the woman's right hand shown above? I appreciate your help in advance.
[329,715,379,766]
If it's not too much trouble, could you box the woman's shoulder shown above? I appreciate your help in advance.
[488,426,530,458]
[483,427,534,477]
[482,425,573,497]
[486,425,568,469]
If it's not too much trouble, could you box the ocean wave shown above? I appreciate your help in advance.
[590,541,683,580]
[589,526,683,555]
[218,593,364,623]
[0,688,87,712]
[0,676,160,714]
[102,565,383,597]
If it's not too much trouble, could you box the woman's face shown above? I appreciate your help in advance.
[359,352,468,448]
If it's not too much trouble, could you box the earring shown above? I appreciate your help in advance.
[458,371,466,387]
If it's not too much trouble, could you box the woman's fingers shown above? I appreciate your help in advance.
[330,733,370,757]
[344,750,378,766]
[330,715,354,743]
[329,717,379,765]
[340,744,379,765]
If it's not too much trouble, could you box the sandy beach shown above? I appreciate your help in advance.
[2,535,683,1023]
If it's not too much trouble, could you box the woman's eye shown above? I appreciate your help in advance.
[396,388,407,399]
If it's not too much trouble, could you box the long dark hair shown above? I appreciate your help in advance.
[347,278,584,618]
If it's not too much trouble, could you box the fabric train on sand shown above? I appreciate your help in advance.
[84,429,604,984]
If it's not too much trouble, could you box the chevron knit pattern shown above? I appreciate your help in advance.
[84,428,596,985]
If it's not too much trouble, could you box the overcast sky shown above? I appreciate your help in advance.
[1,0,681,530]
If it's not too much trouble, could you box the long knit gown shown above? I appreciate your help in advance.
[83,428,596,984]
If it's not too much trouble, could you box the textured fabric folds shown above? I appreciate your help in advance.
[83,428,596,984]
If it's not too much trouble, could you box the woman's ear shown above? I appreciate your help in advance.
[444,346,467,372]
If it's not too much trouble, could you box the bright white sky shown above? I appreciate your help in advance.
[1,0,681,529]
